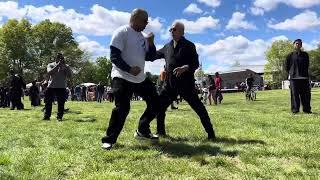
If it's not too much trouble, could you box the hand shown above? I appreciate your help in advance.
[173,65,189,77]
[146,32,154,45]
[129,66,141,76]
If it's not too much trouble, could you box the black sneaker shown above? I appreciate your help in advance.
[208,132,216,140]
[43,117,50,120]
[134,130,159,141]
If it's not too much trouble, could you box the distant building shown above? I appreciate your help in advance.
[215,69,263,89]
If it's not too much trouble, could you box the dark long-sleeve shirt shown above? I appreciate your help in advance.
[285,51,309,79]
[146,37,199,88]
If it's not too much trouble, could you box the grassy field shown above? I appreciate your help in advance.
[1,89,320,179]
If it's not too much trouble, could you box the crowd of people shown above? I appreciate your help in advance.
[0,8,312,151]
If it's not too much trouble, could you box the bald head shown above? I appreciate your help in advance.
[129,9,149,32]
[170,21,185,41]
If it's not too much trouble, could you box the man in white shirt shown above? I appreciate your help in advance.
[101,8,159,150]
[43,53,71,121]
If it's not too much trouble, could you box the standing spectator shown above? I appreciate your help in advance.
[97,82,104,103]
[245,73,255,95]
[8,70,26,110]
[74,85,81,101]
[29,80,40,107]
[285,39,311,114]
[81,86,87,101]
[43,53,72,121]
[0,85,4,108]
[207,75,216,105]
[214,72,223,104]
[101,8,160,150]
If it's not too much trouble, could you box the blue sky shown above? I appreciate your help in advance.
[0,0,320,74]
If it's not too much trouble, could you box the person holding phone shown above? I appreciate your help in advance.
[43,53,71,121]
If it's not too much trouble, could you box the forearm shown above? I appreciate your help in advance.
[110,46,131,72]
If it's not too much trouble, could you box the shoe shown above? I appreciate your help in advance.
[292,111,299,114]
[134,130,159,141]
[208,132,216,140]
[57,117,62,121]
[101,142,113,150]
[43,117,50,120]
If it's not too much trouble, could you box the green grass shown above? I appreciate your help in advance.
[1,89,320,179]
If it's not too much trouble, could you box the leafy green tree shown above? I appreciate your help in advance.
[95,56,112,85]
[309,45,320,80]
[0,19,33,74]
[31,19,87,81]
[264,40,293,87]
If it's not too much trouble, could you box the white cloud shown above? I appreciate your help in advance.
[226,12,257,30]
[251,0,320,15]
[250,7,264,16]
[76,35,109,59]
[196,35,290,68]
[183,3,203,14]
[197,0,221,8]
[268,11,320,31]
[0,1,164,36]
[176,16,220,34]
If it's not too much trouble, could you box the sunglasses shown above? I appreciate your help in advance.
[169,28,177,32]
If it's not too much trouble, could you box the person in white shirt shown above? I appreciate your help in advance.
[101,8,159,150]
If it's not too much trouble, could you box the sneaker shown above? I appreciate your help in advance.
[43,117,50,120]
[57,117,62,121]
[208,132,216,140]
[101,142,113,150]
[303,111,312,114]
[134,130,159,141]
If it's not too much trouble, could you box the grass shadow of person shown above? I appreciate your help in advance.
[73,116,96,123]
[130,141,238,158]
[214,137,266,145]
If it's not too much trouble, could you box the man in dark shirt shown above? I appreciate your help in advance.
[146,21,216,140]
[8,70,26,110]
[245,73,255,94]
[285,39,311,114]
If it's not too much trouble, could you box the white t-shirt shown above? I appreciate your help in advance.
[110,25,149,83]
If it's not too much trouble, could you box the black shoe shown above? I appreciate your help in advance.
[57,117,63,121]
[208,132,216,140]
[134,130,159,141]
[292,111,299,114]
[43,117,50,120]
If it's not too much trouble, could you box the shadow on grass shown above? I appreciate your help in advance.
[130,141,238,158]
[159,142,238,157]
[73,117,97,123]
[65,110,83,114]
[215,137,266,145]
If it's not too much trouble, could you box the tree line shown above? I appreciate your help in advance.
[0,19,114,86]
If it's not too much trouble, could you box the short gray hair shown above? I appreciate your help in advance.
[172,21,185,32]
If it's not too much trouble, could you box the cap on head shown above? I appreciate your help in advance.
[293,39,302,44]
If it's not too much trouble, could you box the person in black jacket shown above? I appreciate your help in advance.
[146,21,216,140]
[8,70,26,110]
[285,39,311,114]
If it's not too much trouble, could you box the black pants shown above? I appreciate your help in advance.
[156,84,214,136]
[44,88,66,118]
[10,90,23,110]
[101,77,159,144]
[290,80,311,113]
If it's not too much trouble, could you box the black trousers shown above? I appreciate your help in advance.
[156,83,214,136]
[44,88,66,118]
[290,80,311,113]
[101,77,159,144]
[10,90,23,110]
